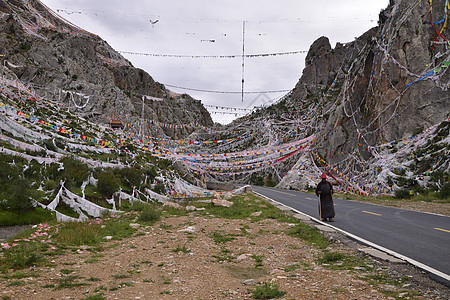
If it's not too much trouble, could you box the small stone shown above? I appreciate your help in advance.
[242,279,255,286]
[178,226,195,233]
[129,223,140,229]
[186,206,196,211]
[250,211,262,217]
[104,236,113,240]
[236,254,249,261]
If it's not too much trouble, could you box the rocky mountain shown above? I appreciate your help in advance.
[0,0,213,138]
[229,0,449,192]
[292,0,449,164]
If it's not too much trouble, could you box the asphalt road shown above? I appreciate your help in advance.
[252,186,450,281]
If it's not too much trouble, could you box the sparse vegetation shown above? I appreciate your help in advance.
[250,282,286,299]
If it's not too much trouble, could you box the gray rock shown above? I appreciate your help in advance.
[242,279,255,286]
[250,211,262,217]
[212,199,234,208]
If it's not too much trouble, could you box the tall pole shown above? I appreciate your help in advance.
[241,21,245,103]
[139,96,145,137]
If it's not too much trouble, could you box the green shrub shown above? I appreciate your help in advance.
[438,183,450,199]
[97,172,119,197]
[152,183,166,195]
[319,251,346,264]
[117,167,143,188]
[7,178,35,213]
[61,157,89,187]
[138,205,161,223]
[44,179,57,191]
[394,189,412,199]
[250,282,285,299]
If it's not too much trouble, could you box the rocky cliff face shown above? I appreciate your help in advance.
[0,0,213,138]
[287,0,449,165]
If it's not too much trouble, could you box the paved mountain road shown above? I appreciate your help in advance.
[251,186,450,284]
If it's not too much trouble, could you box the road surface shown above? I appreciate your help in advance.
[252,186,450,284]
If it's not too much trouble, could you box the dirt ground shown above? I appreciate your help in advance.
[1,197,449,299]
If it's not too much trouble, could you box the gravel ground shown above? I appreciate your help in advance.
[1,197,449,299]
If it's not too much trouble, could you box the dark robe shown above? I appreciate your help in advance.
[315,181,335,219]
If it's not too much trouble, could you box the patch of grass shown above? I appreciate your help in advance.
[87,277,101,282]
[160,290,170,295]
[319,252,345,264]
[0,243,47,271]
[54,222,104,246]
[212,247,234,262]
[3,270,40,279]
[84,258,99,264]
[112,274,130,279]
[225,266,267,279]
[284,263,302,272]
[7,280,26,287]
[202,194,270,220]
[141,260,153,266]
[55,220,136,246]
[55,275,90,290]
[250,282,286,299]
[42,284,55,288]
[163,206,187,216]
[319,252,371,271]
[287,222,329,249]
[159,222,173,230]
[119,281,133,287]
[60,269,74,275]
[138,205,161,223]
[210,231,236,244]
[361,272,410,289]
[251,254,264,267]
[82,295,106,300]
[172,244,190,253]
[0,208,55,226]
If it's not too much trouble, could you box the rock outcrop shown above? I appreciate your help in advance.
[289,0,449,164]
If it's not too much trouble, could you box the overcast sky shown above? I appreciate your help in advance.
[43,0,389,124]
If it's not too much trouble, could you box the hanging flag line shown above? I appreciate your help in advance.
[184,145,306,174]
[405,60,450,88]
[121,130,260,146]
[0,101,112,147]
[167,135,314,159]
[203,104,252,111]
[118,50,307,58]
[165,84,291,94]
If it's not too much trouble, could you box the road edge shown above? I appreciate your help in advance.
[253,190,450,287]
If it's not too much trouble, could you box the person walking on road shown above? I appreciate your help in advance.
[315,173,335,222]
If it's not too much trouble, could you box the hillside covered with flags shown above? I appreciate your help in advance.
[0,0,449,229]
